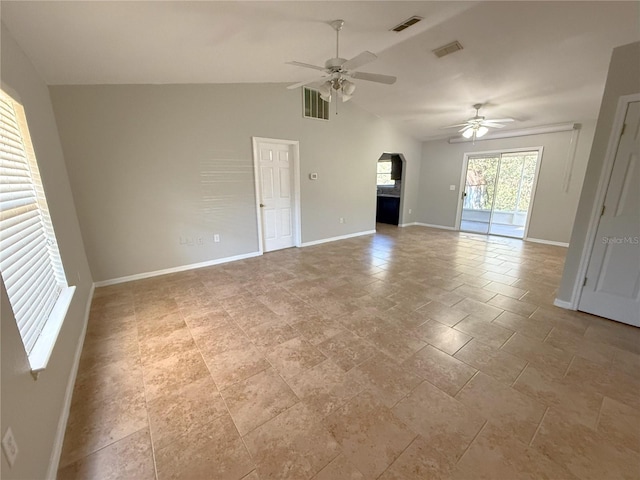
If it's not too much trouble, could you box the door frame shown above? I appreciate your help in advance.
[455,146,544,239]
[565,93,640,309]
[377,152,407,226]
[252,137,302,254]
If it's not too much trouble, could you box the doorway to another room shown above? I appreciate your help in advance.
[457,148,541,239]
[376,153,404,226]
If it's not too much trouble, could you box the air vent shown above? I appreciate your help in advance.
[433,41,464,58]
[391,16,423,32]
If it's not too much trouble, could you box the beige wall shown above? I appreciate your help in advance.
[49,84,421,283]
[557,41,640,304]
[1,25,93,479]
[417,122,596,244]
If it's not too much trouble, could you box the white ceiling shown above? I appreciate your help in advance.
[2,1,639,140]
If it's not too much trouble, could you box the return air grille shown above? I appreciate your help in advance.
[391,16,423,32]
[433,41,464,58]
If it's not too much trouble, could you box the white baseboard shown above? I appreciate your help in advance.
[526,237,569,248]
[94,251,262,287]
[47,282,95,479]
[553,298,575,310]
[413,222,456,231]
[301,230,376,247]
[398,222,417,227]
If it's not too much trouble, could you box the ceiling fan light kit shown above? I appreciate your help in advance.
[286,19,397,106]
[443,103,515,141]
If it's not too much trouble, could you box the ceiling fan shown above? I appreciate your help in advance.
[443,104,515,140]
[286,19,397,103]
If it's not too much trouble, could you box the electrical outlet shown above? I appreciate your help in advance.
[408,208,412,214]
[339,218,345,224]
[2,427,18,468]
[213,234,220,243]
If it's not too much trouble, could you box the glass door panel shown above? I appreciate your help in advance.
[460,151,539,239]
[460,156,499,234]
[488,152,538,238]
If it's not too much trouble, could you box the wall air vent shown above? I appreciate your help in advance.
[391,16,423,32]
[433,41,464,58]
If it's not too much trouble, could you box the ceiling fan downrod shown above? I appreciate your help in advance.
[331,19,344,59]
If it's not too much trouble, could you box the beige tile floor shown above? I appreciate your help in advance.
[57,225,640,480]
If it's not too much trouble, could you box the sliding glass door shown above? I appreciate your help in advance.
[460,150,539,239]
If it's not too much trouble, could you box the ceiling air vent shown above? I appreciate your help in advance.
[391,16,423,32]
[433,41,464,58]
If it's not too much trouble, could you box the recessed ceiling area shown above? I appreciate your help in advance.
[2,1,638,140]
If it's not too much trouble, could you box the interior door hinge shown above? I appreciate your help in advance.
[621,123,626,136]
[583,277,588,287]
[601,204,606,216]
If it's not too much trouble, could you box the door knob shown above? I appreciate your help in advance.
[260,203,265,207]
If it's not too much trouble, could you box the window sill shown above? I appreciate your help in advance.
[28,286,76,378]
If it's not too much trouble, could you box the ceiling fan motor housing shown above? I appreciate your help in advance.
[325,58,347,71]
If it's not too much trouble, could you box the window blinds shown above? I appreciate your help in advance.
[0,91,66,354]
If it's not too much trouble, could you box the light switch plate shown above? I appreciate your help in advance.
[449,185,456,191]
[309,173,318,180]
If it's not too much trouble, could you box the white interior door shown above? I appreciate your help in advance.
[579,101,640,326]
[257,141,296,252]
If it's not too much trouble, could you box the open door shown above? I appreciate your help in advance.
[578,101,640,326]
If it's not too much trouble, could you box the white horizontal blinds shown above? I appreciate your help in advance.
[0,90,66,354]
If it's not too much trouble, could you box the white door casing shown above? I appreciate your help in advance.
[578,101,640,326]
[252,138,301,253]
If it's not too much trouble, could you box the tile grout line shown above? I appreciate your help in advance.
[528,406,549,447]
[510,361,530,388]
[133,302,160,480]
[454,419,489,467]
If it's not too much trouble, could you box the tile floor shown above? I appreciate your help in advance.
[57,225,640,480]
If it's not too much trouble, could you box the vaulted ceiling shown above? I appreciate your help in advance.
[2,1,639,140]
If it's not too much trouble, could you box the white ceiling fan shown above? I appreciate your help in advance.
[286,19,397,103]
[443,104,515,140]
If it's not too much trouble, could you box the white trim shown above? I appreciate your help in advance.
[29,286,77,375]
[301,230,375,247]
[553,298,575,310]
[413,223,456,230]
[569,93,640,309]
[46,283,95,480]
[94,252,262,287]
[525,237,569,248]
[398,222,418,227]
[448,123,578,143]
[252,137,302,253]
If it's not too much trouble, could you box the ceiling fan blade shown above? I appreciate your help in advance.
[458,125,473,132]
[482,122,506,128]
[286,61,326,72]
[342,51,377,71]
[286,76,328,90]
[350,71,397,85]
[485,118,515,123]
[441,123,471,129]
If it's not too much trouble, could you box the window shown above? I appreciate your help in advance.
[377,159,395,186]
[303,87,329,121]
[0,89,75,374]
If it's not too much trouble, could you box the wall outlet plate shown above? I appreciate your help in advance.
[2,427,18,468]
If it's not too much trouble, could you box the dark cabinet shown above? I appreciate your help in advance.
[391,156,403,180]
[376,196,400,225]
